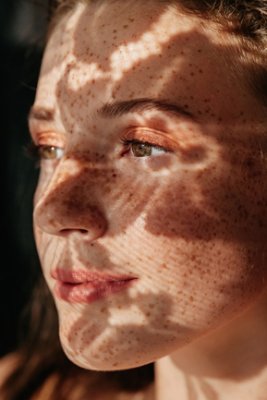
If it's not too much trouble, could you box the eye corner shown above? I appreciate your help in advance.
[24,140,39,160]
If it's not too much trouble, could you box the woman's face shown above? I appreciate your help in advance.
[30,1,267,370]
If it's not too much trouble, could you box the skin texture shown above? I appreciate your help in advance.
[29,1,267,398]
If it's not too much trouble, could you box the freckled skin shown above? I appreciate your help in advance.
[31,0,267,382]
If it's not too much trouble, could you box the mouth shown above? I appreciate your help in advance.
[51,268,137,303]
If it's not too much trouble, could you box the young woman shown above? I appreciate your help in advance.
[1,0,267,398]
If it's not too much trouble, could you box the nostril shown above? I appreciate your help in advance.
[34,195,108,240]
[60,228,88,235]
[79,229,88,234]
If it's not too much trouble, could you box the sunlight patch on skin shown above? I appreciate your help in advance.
[108,304,148,325]
[146,140,220,173]
[44,238,65,278]
[109,9,194,82]
[66,60,106,89]
[108,305,191,340]
[34,157,85,212]
[64,6,197,89]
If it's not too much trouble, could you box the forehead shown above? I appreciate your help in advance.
[34,0,265,129]
[41,1,226,83]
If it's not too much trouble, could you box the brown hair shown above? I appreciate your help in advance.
[176,0,267,103]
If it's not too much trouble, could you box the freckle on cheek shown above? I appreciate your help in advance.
[160,264,168,269]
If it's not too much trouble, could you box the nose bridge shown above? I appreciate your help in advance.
[48,155,85,189]
[45,153,107,198]
[34,156,108,238]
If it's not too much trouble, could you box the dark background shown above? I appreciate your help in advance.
[1,0,49,356]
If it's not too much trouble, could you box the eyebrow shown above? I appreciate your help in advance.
[28,98,196,124]
[28,107,55,123]
[98,98,196,120]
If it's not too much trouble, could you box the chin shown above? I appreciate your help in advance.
[59,331,159,371]
[60,343,153,371]
[59,330,189,372]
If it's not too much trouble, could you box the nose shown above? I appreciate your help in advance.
[33,167,108,241]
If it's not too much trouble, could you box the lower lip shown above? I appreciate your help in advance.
[54,279,136,303]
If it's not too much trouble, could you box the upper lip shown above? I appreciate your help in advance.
[51,268,137,284]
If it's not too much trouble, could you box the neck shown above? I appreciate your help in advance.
[155,289,267,400]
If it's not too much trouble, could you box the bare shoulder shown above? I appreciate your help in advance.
[0,352,20,387]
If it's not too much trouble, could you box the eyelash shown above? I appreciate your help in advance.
[25,136,171,163]
[25,142,64,165]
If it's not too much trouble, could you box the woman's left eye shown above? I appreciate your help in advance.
[122,140,169,158]
[38,145,64,160]
[26,142,64,163]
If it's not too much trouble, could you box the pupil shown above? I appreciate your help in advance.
[40,146,57,159]
[132,143,152,157]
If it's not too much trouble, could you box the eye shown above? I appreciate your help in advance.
[122,140,169,158]
[25,142,64,169]
[38,145,64,160]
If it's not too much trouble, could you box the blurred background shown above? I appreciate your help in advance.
[1,0,49,356]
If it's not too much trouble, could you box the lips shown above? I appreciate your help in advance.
[51,268,137,303]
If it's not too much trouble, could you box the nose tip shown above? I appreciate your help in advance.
[34,198,108,242]
[33,159,109,242]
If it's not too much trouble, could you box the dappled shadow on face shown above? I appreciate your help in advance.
[145,133,267,243]
[34,156,157,237]
[50,2,267,245]
[58,289,196,371]
[35,1,267,386]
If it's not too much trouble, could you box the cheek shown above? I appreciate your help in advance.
[55,236,264,371]
[33,225,46,261]
[33,224,64,284]
[153,240,263,323]
[112,226,265,331]
[115,155,267,325]
[145,160,267,243]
